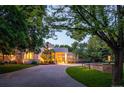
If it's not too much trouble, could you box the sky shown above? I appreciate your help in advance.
[45,31,89,46]
[45,6,90,46]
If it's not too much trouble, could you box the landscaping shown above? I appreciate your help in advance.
[0,64,36,74]
[66,66,113,87]
[0,5,124,86]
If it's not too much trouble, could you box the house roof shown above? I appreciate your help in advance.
[53,48,68,52]
[68,52,75,55]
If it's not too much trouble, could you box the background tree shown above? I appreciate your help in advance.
[71,41,87,59]
[45,5,124,86]
[40,42,55,64]
[86,35,112,62]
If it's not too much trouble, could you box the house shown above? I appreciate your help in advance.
[54,48,77,64]
[18,47,77,64]
[0,43,78,64]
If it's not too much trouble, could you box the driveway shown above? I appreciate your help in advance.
[0,64,85,87]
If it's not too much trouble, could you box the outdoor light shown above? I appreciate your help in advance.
[108,55,111,63]
[10,55,16,61]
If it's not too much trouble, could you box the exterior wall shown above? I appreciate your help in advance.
[15,53,23,64]
[67,52,76,63]
[82,63,113,73]
[23,52,40,64]
[54,52,66,64]
[0,47,78,64]
[0,53,23,64]
[54,52,77,64]
[0,54,16,62]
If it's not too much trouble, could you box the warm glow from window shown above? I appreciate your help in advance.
[55,52,66,63]
[24,52,34,60]
[10,55,16,61]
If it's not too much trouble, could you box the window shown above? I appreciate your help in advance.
[24,52,34,60]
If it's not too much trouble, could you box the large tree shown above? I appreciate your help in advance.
[17,6,47,52]
[0,6,47,60]
[0,6,28,60]
[45,5,124,86]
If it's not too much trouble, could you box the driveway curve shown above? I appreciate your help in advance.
[0,64,85,87]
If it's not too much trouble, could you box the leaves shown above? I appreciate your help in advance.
[0,6,47,55]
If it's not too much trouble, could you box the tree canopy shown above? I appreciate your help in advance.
[45,5,124,86]
[0,6,47,55]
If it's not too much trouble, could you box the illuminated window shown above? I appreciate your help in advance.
[24,52,34,60]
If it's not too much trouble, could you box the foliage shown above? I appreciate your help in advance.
[45,5,123,54]
[86,36,112,62]
[0,6,28,55]
[40,42,55,64]
[9,61,17,64]
[31,60,38,65]
[0,6,48,61]
[45,5,124,85]
[71,41,87,59]
[17,6,47,52]
[54,38,111,62]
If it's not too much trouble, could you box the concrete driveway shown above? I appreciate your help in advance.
[0,64,85,87]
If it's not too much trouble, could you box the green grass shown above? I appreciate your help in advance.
[66,66,112,87]
[0,64,36,74]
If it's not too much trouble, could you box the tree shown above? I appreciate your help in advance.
[71,41,88,60]
[40,42,55,64]
[17,6,47,52]
[71,41,81,58]
[45,5,124,86]
[86,35,112,62]
[0,6,47,61]
[0,6,28,61]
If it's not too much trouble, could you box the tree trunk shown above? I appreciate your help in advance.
[112,5,124,86]
[112,50,123,86]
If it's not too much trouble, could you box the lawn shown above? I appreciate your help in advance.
[66,66,112,87]
[0,64,36,74]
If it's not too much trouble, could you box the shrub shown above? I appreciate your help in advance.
[10,61,17,64]
[4,61,9,64]
[31,60,38,65]
[49,61,55,64]
[0,61,4,65]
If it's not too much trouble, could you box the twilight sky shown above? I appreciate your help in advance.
[45,6,90,46]
[45,31,89,46]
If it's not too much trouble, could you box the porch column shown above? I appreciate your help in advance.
[65,53,67,64]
